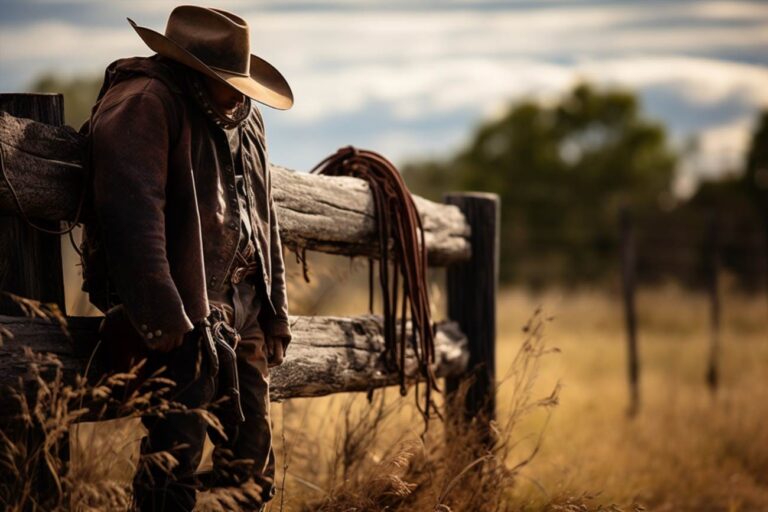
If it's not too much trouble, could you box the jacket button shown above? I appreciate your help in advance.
[146,332,154,340]
[155,329,162,336]
[229,221,237,229]
[141,324,148,331]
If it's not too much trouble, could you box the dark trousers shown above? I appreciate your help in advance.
[132,279,275,511]
[132,330,216,512]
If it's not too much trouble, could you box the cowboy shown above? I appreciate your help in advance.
[80,6,293,511]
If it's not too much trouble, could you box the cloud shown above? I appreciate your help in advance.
[579,56,768,106]
[280,55,768,124]
[673,114,755,196]
[0,21,141,61]
[1,1,767,188]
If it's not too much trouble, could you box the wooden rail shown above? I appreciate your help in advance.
[0,94,498,444]
[0,110,470,266]
[0,314,468,413]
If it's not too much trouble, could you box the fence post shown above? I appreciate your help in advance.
[619,207,640,417]
[0,93,66,315]
[705,212,721,394]
[444,192,499,445]
[0,94,68,501]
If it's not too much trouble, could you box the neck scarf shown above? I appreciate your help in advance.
[187,71,251,130]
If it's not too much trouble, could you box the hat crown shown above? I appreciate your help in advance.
[164,6,251,76]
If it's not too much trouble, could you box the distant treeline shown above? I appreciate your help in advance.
[30,75,768,291]
[403,85,768,291]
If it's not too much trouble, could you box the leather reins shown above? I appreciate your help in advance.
[312,146,439,428]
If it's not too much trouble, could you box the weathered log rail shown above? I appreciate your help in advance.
[0,94,498,442]
[0,314,468,410]
[0,110,470,265]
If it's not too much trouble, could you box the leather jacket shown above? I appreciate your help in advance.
[81,56,291,347]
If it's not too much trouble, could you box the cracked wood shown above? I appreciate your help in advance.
[0,111,470,265]
[0,314,468,411]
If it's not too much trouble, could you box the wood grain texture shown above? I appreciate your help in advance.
[0,112,470,265]
[0,314,468,411]
[445,192,499,442]
[0,95,67,314]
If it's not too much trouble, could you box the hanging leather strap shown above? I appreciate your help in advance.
[312,146,439,429]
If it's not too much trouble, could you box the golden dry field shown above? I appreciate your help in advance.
[495,286,768,511]
[272,269,768,511]
[56,255,768,510]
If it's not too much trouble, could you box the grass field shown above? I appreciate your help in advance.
[494,286,768,511]
[36,262,768,510]
[271,277,768,511]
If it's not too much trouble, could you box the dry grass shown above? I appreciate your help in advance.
[0,294,232,512]
[3,288,578,511]
[8,260,768,511]
[494,284,768,512]
[270,308,566,512]
[272,269,767,512]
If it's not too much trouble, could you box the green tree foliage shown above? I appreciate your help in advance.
[663,111,768,291]
[744,110,768,210]
[29,73,102,129]
[737,109,767,288]
[403,84,677,286]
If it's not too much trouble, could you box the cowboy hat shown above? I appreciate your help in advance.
[128,5,293,110]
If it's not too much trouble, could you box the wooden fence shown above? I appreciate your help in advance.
[0,93,499,429]
[619,208,729,416]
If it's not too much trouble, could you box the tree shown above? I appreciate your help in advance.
[743,110,768,291]
[744,111,768,210]
[403,84,677,286]
[29,73,102,129]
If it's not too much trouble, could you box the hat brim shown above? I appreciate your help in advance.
[128,18,293,110]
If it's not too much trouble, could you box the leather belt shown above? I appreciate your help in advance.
[229,239,261,284]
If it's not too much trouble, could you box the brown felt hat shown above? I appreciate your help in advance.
[128,5,293,110]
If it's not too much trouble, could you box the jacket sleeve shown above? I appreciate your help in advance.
[263,144,292,344]
[90,84,194,344]
[267,187,291,343]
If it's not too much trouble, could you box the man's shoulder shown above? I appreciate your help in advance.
[95,57,187,117]
[244,103,266,142]
[98,77,175,112]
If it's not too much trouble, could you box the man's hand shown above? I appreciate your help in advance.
[266,335,289,367]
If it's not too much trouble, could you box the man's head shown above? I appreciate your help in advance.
[129,5,293,110]
[202,75,245,116]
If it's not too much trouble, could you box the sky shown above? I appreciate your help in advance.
[1,0,767,196]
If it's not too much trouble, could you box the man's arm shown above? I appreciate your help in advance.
[267,187,291,346]
[91,83,193,349]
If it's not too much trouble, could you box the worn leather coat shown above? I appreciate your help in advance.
[82,56,291,346]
